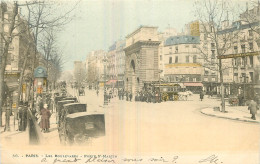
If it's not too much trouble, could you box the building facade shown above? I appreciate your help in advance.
[217,4,260,98]
[163,35,203,93]
[158,27,178,79]
[115,40,126,88]
[73,61,86,85]
[86,50,106,87]
[107,43,117,86]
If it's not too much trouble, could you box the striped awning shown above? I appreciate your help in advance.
[106,79,117,85]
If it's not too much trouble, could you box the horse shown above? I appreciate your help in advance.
[178,91,193,101]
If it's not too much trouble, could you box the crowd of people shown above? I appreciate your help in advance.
[102,88,162,103]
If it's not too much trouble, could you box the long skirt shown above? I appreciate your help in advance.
[40,118,50,129]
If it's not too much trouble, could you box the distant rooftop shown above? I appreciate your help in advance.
[165,35,200,46]
[109,42,117,51]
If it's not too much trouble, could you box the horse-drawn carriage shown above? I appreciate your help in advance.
[62,112,105,145]
[57,103,105,145]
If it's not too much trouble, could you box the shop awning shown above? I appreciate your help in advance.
[6,82,19,92]
[106,79,117,85]
[184,82,203,87]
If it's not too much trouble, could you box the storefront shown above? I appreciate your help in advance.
[183,82,203,94]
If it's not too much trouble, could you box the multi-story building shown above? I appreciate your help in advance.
[73,61,86,85]
[1,3,37,104]
[158,27,178,79]
[115,40,126,88]
[217,4,260,98]
[106,40,126,88]
[107,43,117,86]
[163,35,203,93]
[86,50,106,87]
[183,21,219,94]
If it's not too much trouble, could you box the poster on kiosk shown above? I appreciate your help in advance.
[33,66,47,96]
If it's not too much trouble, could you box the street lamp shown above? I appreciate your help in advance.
[158,70,163,103]
[103,57,108,106]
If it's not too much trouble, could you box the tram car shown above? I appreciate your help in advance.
[152,83,192,101]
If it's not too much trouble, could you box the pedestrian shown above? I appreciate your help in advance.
[119,90,122,100]
[126,91,129,101]
[248,99,259,120]
[40,104,51,133]
[4,99,11,132]
[200,91,204,101]
[238,94,244,106]
[129,92,133,101]
[22,103,28,131]
[18,102,24,131]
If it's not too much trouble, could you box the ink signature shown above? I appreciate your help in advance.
[199,155,222,164]
[52,158,81,164]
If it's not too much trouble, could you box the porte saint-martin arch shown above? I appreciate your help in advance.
[124,26,161,95]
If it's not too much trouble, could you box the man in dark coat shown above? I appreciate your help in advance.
[248,99,259,120]
[238,94,244,106]
[129,92,133,102]
[40,104,51,132]
[200,91,204,101]
[126,91,129,101]
[5,99,11,132]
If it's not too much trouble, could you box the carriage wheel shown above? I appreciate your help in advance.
[74,134,90,145]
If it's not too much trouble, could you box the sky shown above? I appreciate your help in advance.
[56,0,248,71]
[58,0,196,71]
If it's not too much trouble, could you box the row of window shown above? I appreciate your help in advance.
[168,56,197,64]
[234,43,254,53]
[233,56,254,67]
[233,72,254,82]
[166,76,201,82]
[203,77,216,82]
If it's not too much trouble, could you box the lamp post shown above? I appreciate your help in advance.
[159,70,163,103]
[103,57,108,106]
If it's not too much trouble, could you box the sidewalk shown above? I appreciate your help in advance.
[201,106,260,124]
[0,111,58,146]
[0,113,29,146]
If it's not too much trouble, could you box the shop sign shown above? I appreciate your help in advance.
[218,51,260,59]
[37,87,43,94]
[22,84,26,93]
[12,103,16,109]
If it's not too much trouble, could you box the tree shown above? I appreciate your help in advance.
[20,0,79,106]
[39,29,65,90]
[194,0,242,112]
[0,2,18,126]
[0,1,79,127]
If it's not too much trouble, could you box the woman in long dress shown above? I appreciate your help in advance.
[40,104,51,132]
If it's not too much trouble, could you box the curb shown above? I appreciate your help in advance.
[200,109,260,124]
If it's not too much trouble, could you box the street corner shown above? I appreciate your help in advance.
[200,107,260,124]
